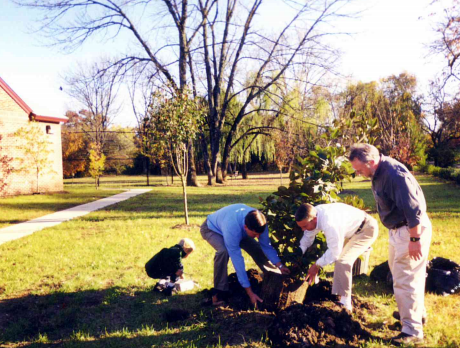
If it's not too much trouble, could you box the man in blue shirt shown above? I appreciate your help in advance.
[201,204,290,306]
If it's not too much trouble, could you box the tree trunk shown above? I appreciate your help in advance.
[201,134,215,185]
[242,161,248,179]
[180,175,189,225]
[216,162,224,183]
[210,130,224,184]
[287,162,292,178]
[261,270,309,311]
[146,157,150,186]
[221,155,229,182]
[163,165,170,186]
[187,142,200,187]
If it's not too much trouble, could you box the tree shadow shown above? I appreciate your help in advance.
[0,287,274,347]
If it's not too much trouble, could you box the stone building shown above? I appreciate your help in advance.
[0,76,68,197]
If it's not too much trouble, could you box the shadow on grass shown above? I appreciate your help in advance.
[0,287,274,348]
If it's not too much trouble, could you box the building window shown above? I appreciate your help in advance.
[46,125,53,135]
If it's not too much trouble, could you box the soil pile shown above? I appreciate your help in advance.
[269,302,371,347]
[228,269,263,310]
[268,281,374,347]
[304,280,339,304]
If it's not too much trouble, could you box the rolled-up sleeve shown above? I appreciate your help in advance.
[392,174,424,228]
[258,226,281,265]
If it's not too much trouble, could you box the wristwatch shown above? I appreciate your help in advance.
[278,264,284,269]
[410,237,421,242]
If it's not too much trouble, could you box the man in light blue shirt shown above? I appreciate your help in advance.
[201,204,290,306]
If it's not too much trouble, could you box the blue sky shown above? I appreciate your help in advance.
[0,0,448,127]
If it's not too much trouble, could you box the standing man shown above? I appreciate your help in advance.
[201,204,290,306]
[295,203,378,311]
[349,144,432,346]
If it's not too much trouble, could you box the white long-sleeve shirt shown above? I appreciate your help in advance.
[299,203,366,268]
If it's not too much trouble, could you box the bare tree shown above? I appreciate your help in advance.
[422,80,460,166]
[16,0,356,183]
[197,0,351,182]
[63,60,120,152]
[430,1,460,84]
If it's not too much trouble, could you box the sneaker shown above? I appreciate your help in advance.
[393,311,427,325]
[391,332,424,346]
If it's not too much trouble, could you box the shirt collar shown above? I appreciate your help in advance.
[373,154,385,180]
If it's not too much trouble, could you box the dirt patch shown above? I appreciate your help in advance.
[269,302,371,347]
[171,223,200,230]
[203,276,377,347]
[261,280,377,347]
[304,280,339,304]
[228,269,263,310]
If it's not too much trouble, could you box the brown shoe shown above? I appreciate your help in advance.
[391,332,424,346]
[393,311,427,325]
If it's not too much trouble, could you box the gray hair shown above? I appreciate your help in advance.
[349,144,380,163]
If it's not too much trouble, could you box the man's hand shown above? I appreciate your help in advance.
[408,224,423,261]
[175,269,184,277]
[245,287,263,307]
[408,240,422,260]
[275,262,291,275]
[305,264,320,285]
[248,292,263,306]
[280,265,291,275]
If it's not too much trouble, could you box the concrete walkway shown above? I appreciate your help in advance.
[0,189,152,246]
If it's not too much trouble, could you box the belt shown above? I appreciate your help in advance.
[355,217,367,234]
[392,220,407,229]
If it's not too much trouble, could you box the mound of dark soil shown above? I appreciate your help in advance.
[304,280,338,304]
[268,302,371,347]
[228,269,263,310]
[304,280,377,316]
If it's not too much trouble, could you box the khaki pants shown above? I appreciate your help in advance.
[388,215,432,338]
[200,220,276,291]
[332,215,379,298]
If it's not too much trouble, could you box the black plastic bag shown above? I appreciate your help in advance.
[426,257,460,296]
[371,257,460,296]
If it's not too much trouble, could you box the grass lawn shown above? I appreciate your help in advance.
[0,173,459,347]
